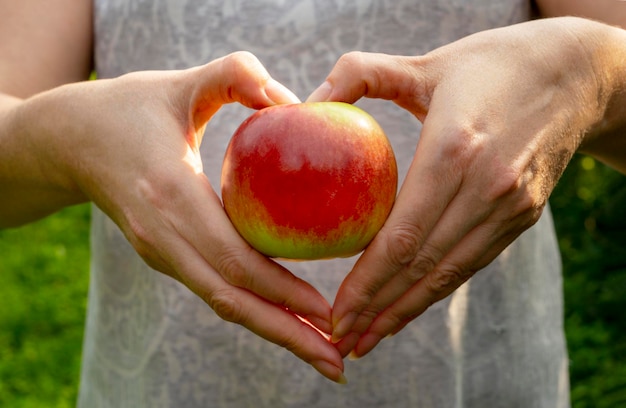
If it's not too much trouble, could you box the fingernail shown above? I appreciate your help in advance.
[348,350,361,361]
[331,312,358,344]
[312,360,347,385]
[265,78,301,104]
[306,81,332,102]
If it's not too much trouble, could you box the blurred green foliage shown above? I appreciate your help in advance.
[551,155,626,407]
[0,156,624,407]
[0,204,90,408]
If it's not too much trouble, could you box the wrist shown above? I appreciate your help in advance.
[563,17,626,171]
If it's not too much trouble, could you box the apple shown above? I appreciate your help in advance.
[221,102,397,260]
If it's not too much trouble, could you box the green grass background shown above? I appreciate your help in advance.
[0,155,625,407]
[0,204,90,407]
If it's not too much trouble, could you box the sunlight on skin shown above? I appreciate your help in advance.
[184,144,204,174]
[296,313,332,341]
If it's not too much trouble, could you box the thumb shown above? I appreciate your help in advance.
[306,51,436,121]
[185,51,300,129]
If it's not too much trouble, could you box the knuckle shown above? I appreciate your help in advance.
[209,288,245,324]
[486,167,524,203]
[382,221,425,267]
[120,181,182,272]
[123,213,156,263]
[336,51,366,70]
[507,203,544,236]
[512,191,544,225]
[351,308,382,334]
[342,281,378,315]
[224,51,265,85]
[525,204,544,227]
[400,242,442,283]
[225,50,259,70]
[360,307,382,322]
[221,51,267,107]
[490,171,548,226]
[425,265,472,296]
[334,51,374,93]
[440,124,480,165]
[214,246,254,288]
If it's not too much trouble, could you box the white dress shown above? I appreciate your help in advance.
[80,1,570,406]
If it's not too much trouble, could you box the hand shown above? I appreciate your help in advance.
[308,17,620,358]
[15,52,345,382]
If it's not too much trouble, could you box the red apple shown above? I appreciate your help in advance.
[221,102,397,260]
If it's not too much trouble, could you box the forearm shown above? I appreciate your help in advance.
[0,91,86,228]
[0,0,95,227]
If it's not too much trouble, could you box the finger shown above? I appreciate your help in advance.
[306,51,436,119]
[350,211,535,359]
[340,154,546,355]
[344,188,541,355]
[151,170,334,334]
[126,172,344,381]
[338,172,499,340]
[168,231,345,382]
[329,85,534,342]
[186,51,300,130]
[332,332,361,359]
[330,116,465,342]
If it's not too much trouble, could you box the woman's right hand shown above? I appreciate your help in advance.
[0,52,346,383]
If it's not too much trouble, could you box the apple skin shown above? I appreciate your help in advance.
[221,101,397,260]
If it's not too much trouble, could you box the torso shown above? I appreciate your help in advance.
[80,1,569,406]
